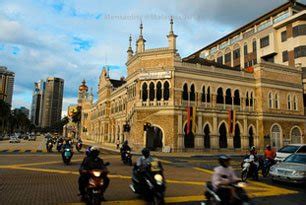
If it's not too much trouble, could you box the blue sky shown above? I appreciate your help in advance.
[0,0,304,116]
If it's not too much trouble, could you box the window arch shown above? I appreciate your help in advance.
[190,84,195,101]
[234,90,240,105]
[293,95,298,110]
[275,93,279,109]
[225,88,232,105]
[268,92,273,108]
[142,83,148,101]
[164,81,170,101]
[207,86,211,103]
[217,87,224,104]
[156,81,162,101]
[250,92,254,107]
[287,95,291,110]
[246,92,249,106]
[149,82,155,101]
[201,86,206,102]
[182,83,188,101]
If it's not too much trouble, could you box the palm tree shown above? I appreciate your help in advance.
[71,106,82,137]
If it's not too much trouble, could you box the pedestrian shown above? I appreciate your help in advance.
[116,138,120,149]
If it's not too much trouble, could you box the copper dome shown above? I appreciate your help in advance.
[79,79,88,92]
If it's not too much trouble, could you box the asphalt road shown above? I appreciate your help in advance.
[0,136,305,205]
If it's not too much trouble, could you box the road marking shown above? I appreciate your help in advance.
[193,166,214,174]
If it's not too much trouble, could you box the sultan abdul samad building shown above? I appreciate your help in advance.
[79,0,306,152]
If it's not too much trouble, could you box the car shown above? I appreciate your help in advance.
[275,144,306,162]
[269,153,306,184]
[28,135,36,141]
[9,137,21,143]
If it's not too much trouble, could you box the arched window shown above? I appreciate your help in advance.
[149,82,155,101]
[275,93,279,109]
[250,92,254,107]
[246,92,249,106]
[190,84,195,101]
[287,95,291,110]
[164,81,170,101]
[207,87,211,102]
[234,90,240,105]
[294,95,298,110]
[156,82,162,101]
[142,83,148,101]
[225,88,232,105]
[204,124,210,148]
[268,92,273,108]
[182,83,188,101]
[217,87,224,104]
[201,86,206,102]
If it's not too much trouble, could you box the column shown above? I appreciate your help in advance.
[211,114,219,149]
[195,114,204,150]
[227,131,234,149]
[177,112,184,151]
[241,116,248,149]
[223,95,226,110]
[231,96,234,109]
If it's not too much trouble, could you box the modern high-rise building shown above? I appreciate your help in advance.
[0,66,15,106]
[40,77,64,128]
[30,80,45,126]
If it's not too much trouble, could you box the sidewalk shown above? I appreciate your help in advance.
[82,139,248,158]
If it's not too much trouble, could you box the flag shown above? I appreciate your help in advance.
[186,106,191,135]
[233,110,236,134]
[228,109,234,134]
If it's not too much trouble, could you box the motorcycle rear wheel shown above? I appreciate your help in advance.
[241,170,248,182]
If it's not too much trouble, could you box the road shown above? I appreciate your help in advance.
[0,136,305,205]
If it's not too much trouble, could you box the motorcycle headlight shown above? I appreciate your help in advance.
[154,174,163,185]
[237,182,247,188]
[93,171,102,177]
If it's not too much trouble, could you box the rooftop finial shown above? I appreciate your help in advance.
[170,16,174,34]
[140,20,143,37]
[129,34,132,47]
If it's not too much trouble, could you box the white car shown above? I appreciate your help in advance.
[9,137,21,143]
[275,144,306,162]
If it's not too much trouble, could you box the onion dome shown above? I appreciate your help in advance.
[79,79,88,92]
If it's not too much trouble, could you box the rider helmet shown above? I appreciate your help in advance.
[90,146,100,158]
[218,155,231,168]
[141,148,150,158]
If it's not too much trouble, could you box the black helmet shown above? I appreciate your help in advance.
[124,140,128,145]
[142,148,150,158]
[218,155,230,168]
[90,146,100,158]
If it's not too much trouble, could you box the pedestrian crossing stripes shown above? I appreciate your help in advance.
[0,149,85,154]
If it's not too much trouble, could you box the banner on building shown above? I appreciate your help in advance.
[186,106,191,135]
[228,109,236,134]
[192,106,196,133]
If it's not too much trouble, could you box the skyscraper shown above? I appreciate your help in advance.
[41,77,64,128]
[0,66,15,106]
[30,80,45,126]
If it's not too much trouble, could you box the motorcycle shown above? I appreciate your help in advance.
[76,142,83,152]
[241,156,258,182]
[84,162,110,205]
[260,158,275,177]
[122,150,132,166]
[130,160,165,204]
[204,181,251,205]
[62,147,73,165]
[46,142,53,152]
[57,142,63,152]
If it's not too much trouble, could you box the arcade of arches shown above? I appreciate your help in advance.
[177,119,304,150]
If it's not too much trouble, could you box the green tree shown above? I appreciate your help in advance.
[0,100,11,134]
[71,106,82,137]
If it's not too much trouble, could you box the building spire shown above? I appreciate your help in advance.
[127,34,134,60]
[169,16,174,35]
[167,17,178,51]
[140,20,143,38]
[136,21,146,53]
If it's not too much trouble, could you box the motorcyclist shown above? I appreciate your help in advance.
[78,147,109,201]
[247,146,259,180]
[136,148,154,170]
[264,144,276,164]
[211,155,240,204]
[120,140,131,161]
